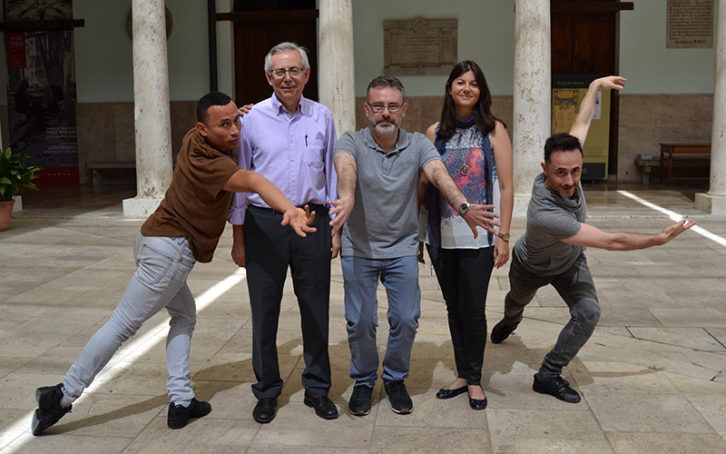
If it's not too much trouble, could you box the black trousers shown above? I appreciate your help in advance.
[429,245,494,385]
[244,204,331,399]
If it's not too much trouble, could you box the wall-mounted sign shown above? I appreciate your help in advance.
[383,17,457,76]
[667,0,713,48]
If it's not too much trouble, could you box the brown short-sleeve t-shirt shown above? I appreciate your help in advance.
[141,128,239,262]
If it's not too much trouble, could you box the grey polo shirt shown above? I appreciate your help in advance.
[337,127,440,259]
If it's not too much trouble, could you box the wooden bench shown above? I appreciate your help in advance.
[660,143,710,184]
[87,161,136,185]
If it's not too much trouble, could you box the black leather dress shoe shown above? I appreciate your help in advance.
[253,398,277,424]
[304,393,338,419]
[435,386,467,399]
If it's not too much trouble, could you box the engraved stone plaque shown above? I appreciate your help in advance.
[383,17,457,76]
[667,0,713,48]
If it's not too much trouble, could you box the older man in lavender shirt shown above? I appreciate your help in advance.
[228,42,338,424]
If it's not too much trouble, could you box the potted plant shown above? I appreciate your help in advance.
[0,147,41,231]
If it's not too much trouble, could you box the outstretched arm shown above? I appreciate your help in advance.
[562,219,695,251]
[423,159,500,237]
[224,169,316,237]
[569,76,627,146]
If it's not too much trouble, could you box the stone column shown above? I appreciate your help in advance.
[123,0,173,217]
[696,0,726,214]
[318,0,355,136]
[513,0,551,215]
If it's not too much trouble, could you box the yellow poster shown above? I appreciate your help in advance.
[552,86,610,179]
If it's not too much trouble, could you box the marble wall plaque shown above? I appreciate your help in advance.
[666,0,713,48]
[383,17,457,76]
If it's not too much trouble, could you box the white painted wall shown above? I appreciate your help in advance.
[351,0,516,97]
[620,0,715,94]
[73,0,215,103]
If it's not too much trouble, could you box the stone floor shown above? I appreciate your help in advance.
[1,183,726,453]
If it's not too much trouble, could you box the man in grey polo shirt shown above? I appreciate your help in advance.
[330,76,499,416]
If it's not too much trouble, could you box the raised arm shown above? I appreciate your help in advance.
[422,159,499,237]
[562,219,695,251]
[569,76,627,146]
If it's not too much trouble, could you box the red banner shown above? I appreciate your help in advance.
[7,33,26,69]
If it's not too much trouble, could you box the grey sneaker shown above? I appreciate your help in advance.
[348,385,373,416]
[384,381,412,414]
[31,384,72,436]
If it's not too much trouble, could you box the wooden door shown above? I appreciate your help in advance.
[551,1,633,178]
[227,1,318,105]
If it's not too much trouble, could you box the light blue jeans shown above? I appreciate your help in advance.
[63,234,197,405]
[341,255,420,387]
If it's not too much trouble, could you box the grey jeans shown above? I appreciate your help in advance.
[63,234,197,405]
[503,252,600,377]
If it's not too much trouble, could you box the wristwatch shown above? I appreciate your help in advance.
[458,202,470,216]
[497,232,510,241]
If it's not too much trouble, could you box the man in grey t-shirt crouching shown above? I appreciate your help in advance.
[490,76,695,403]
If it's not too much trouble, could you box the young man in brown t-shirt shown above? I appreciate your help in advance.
[31,92,316,435]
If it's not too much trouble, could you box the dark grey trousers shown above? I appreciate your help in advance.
[503,252,600,377]
[244,204,332,399]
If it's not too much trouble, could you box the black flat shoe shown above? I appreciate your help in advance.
[435,386,467,399]
[468,395,488,410]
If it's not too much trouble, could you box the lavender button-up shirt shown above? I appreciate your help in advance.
[228,93,337,225]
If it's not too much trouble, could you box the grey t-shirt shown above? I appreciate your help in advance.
[338,127,440,259]
[512,173,586,276]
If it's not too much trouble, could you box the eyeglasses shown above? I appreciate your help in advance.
[269,67,305,79]
[366,103,402,113]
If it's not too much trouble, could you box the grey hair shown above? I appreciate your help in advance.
[264,42,310,72]
[366,76,406,101]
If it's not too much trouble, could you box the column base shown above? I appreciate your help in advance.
[514,194,531,217]
[123,196,163,218]
[695,192,726,214]
[12,195,22,213]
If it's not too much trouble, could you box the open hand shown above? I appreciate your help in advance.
[282,204,317,237]
[662,218,696,243]
[462,203,500,238]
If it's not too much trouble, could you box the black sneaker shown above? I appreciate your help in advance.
[490,318,518,344]
[167,398,212,429]
[384,381,412,414]
[31,383,72,436]
[348,385,373,416]
[532,374,581,403]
